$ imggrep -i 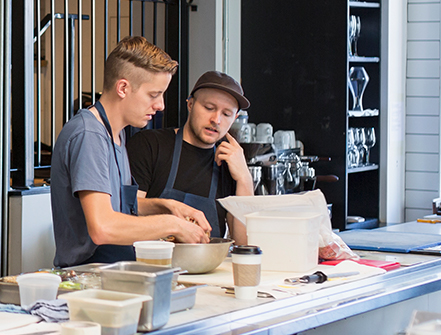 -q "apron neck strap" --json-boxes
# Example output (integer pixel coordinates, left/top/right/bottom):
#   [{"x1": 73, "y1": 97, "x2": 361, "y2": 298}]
[
  {"x1": 94, "y1": 101, "x2": 123, "y2": 186},
  {"x1": 165, "y1": 127, "x2": 219, "y2": 199}
]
